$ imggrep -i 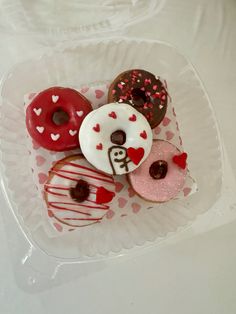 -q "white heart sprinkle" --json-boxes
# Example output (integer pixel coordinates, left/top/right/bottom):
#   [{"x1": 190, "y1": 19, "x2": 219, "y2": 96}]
[
  {"x1": 76, "y1": 111, "x2": 84, "y2": 117},
  {"x1": 36, "y1": 126, "x2": 44, "y2": 133},
  {"x1": 33, "y1": 108, "x2": 42, "y2": 116},
  {"x1": 52, "y1": 95, "x2": 59, "y2": 103},
  {"x1": 159, "y1": 104, "x2": 164, "y2": 109},
  {"x1": 51, "y1": 133, "x2": 60, "y2": 141},
  {"x1": 69, "y1": 130, "x2": 77, "y2": 136}
]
